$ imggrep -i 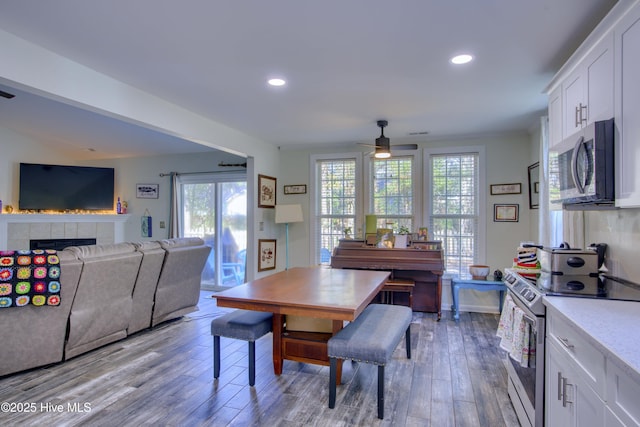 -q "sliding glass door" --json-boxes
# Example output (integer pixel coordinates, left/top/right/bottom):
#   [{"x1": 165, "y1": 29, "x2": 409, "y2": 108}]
[{"x1": 178, "y1": 173, "x2": 247, "y2": 289}]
